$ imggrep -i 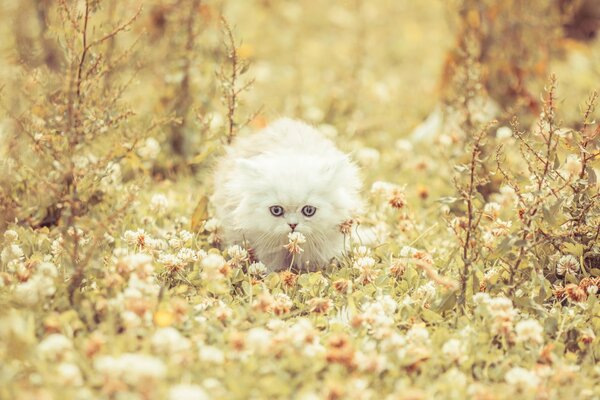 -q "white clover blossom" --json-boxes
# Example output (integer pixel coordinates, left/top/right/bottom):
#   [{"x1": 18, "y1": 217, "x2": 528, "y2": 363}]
[
  {"x1": 496, "y1": 126, "x2": 513, "y2": 140},
  {"x1": 284, "y1": 232, "x2": 306, "y2": 255},
  {"x1": 414, "y1": 281, "x2": 436, "y2": 302},
  {"x1": 246, "y1": 327, "x2": 273, "y2": 354},
  {"x1": 407, "y1": 325, "x2": 430, "y2": 346},
  {"x1": 515, "y1": 319, "x2": 544, "y2": 344},
  {"x1": 227, "y1": 245, "x2": 249, "y2": 265},
  {"x1": 562, "y1": 154, "x2": 582, "y2": 178},
  {"x1": 204, "y1": 218, "x2": 221, "y2": 233},
  {"x1": 123, "y1": 229, "x2": 148, "y2": 248},
  {"x1": 442, "y1": 338, "x2": 465, "y2": 362},
  {"x1": 138, "y1": 137, "x2": 161, "y2": 160},
  {"x1": 370, "y1": 181, "x2": 396, "y2": 197},
  {"x1": 179, "y1": 229, "x2": 194, "y2": 243},
  {"x1": 556, "y1": 255, "x2": 579, "y2": 276},
  {"x1": 38, "y1": 334, "x2": 73, "y2": 361},
  {"x1": 3, "y1": 230, "x2": 18, "y2": 242},
  {"x1": 505, "y1": 367, "x2": 540, "y2": 389},
  {"x1": 1, "y1": 244, "x2": 24, "y2": 265},
  {"x1": 353, "y1": 255, "x2": 376, "y2": 270},
  {"x1": 150, "y1": 193, "x2": 169, "y2": 214},
  {"x1": 168, "y1": 384, "x2": 210, "y2": 400},
  {"x1": 151, "y1": 327, "x2": 191, "y2": 354},
  {"x1": 483, "y1": 202, "x2": 501, "y2": 220},
  {"x1": 248, "y1": 261, "x2": 267, "y2": 275},
  {"x1": 198, "y1": 345, "x2": 225, "y2": 364},
  {"x1": 355, "y1": 147, "x2": 380, "y2": 167},
  {"x1": 94, "y1": 353, "x2": 166, "y2": 385},
  {"x1": 177, "y1": 247, "x2": 198, "y2": 264},
  {"x1": 56, "y1": 362, "x2": 83, "y2": 386}
]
